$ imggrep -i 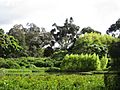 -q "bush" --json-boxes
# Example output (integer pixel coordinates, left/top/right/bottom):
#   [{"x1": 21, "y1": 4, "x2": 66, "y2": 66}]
[
  {"x1": 34, "y1": 61, "x2": 46, "y2": 67},
  {"x1": 51, "y1": 50, "x2": 67, "y2": 67},
  {"x1": 6, "y1": 60, "x2": 20, "y2": 69},
  {"x1": 53, "y1": 61, "x2": 62, "y2": 67},
  {"x1": 0, "y1": 58, "x2": 20, "y2": 69},
  {"x1": 104, "y1": 73, "x2": 120, "y2": 90},
  {"x1": 0, "y1": 57, "x2": 54, "y2": 69},
  {"x1": 72, "y1": 33, "x2": 118, "y2": 57},
  {"x1": 100, "y1": 55, "x2": 108, "y2": 70},
  {"x1": 15, "y1": 57, "x2": 54, "y2": 68},
  {"x1": 33, "y1": 58, "x2": 53, "y2": 67},
  {"x1": 44, "y1": 47, "x2": 54, "y2": 57},
  {"x1": 52, "y1": 50, "x2": 68, "y2": 61},
  {"x1": 0, "y1": 60, "x2": 9, "y2": 68},
  {"x1": 0, "y1": 34, "x2": 23, "y2": 58},
  {"x1": 108, "y1": 41, "x2": 120, "y2": 70},
  {"x1": 46, "y1": 67, "x2": 61, "y2": 72},
  {"x1": 109, "y1": 42, "x2": 120, "y2": 59},
  {"x1": 60, "y1": 54, "x2": 101, "y2": 72}
]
